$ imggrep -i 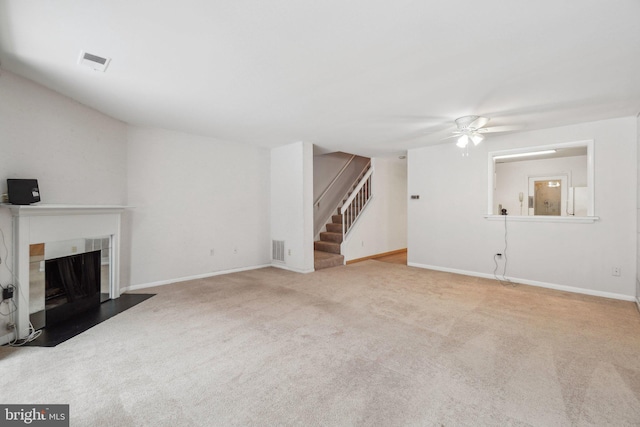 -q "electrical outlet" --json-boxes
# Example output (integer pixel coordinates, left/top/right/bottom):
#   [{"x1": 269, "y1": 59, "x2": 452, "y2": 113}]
[
  {"x1": 612, "y1": 267, "x2": 621, "y2": 277},
  {"x1": 6, "y1": 322, "x2": 15, "y2": 331}
]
